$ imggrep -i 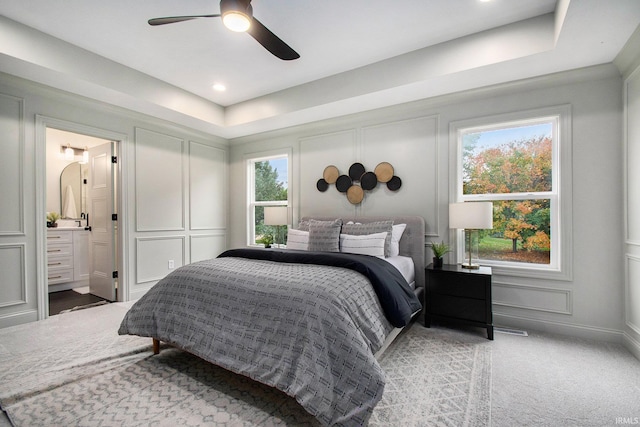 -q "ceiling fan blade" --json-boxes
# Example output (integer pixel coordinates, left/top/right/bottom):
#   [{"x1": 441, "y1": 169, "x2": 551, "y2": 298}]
[
  {"x1": 247, "y1": 18, "x2": 300, "y2": 60},
  {"x1": 148, "y1": 14, "x2": 220, "y2": 26}
]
